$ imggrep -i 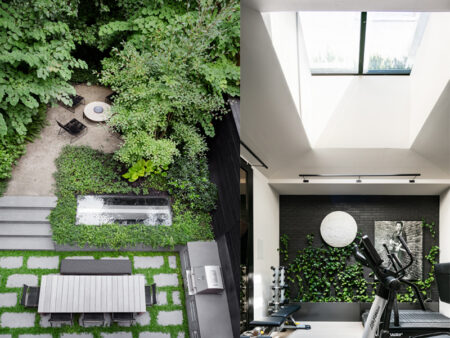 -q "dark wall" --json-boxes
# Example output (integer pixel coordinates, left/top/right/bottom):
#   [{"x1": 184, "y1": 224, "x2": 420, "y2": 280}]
[
  {"x1": 207, "y1": 103, "x2": 240, "y2": 337},
  {"x1": 280, "y1": 195, "x2": 440, "y2": 301}
]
